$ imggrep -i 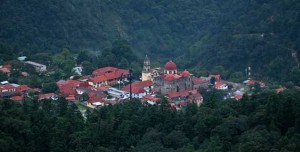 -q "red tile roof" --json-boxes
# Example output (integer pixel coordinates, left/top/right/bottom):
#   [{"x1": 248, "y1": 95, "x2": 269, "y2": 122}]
[
  {"x1": 244, "y1": 79, "x2": 266, "y2": 87},
  {"x1": 92, "y1": 67, "x2": 129, "y2": 76},
  {"x1": 90, "y1": 67, "x2": 129, "y2": 84},
  {"x1": 245, "y1": 79, "x2": 256, "y2": 85},
  {"x1": 79, "y1": 82, "x2": 89, "y2": 87},
  {"x1": 142, "y1": 94, "x2": 161, "y2": 102},
  {"x1": 133, "y1": 80, "x2": 153, "y2": 88},
  {"x1": 181, "y1": 70, "x2": 191, "y2": 77},
  {"x1": 65, "y1": 95, "x2": 76, "y2": 101},
  {"x1": 88, "y1": 95, "x2": 106, "y2": 103},
  {"x1": 96, "y1": 85, "x2": 111, "y2": 91},
  {"x1": 89, "y1": 75, "x2": 107, "y2": 83},
  {"x1": 92, "y1": 67, "x2": 119, "y2": 75},
  {"x1": 38, "y1": 93, "x2": 56, "y2": 100},
  {"x1": 60, "y1": 87, "x2": 76, "y2": 95},
  {"x1": 66, "y1": 79, "x2": 81, "y2": 86},
  {"x1": 163, "y1": 74, "x2": 182, "y2": 81},
  {"x1": 88, "y1": 91, "x2": 107, "y2": 99},
  {"x1": 57, "y1": 79, "x2": 81, "y2": 96},
  {"x1": 2, "y1": 64, "x2": 11, "y2": 68},
  {"x1": 167, "y1": 90, "x2": 198, "y2": 99},
  {"x1": 215, "y1": 82, "x2": 226, "y2": 88},
  {"x1": 0, "y1": 84, "x2": 16, "y2": 90},
  {"x1": 10, "y1": 96, "x2": 23, "y2": 101},
  {"x1": 104, "y1": 72, "x2": 121, "y2": 80},
  {"x1": 122, "y1": 86, "x2": 145, "y2": 94},
  {"x1": 17, "y1": 85, "x2": 32, "y2": 93},
  {"x1": 122, "y1": 81, "x2": 153, "y2": 94},
  {"x1": 0, "y1": 67, "x2": 10, "y2": 73},
  {"x1": 164, "y1": 74, "x2": 175, "y2": 81},
  {"x1": 234, "y1": 94, "x2": 243, "y2": 101},
  {"x1": 167, "y1": 90, "x2": 189, "y2": 98}
]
